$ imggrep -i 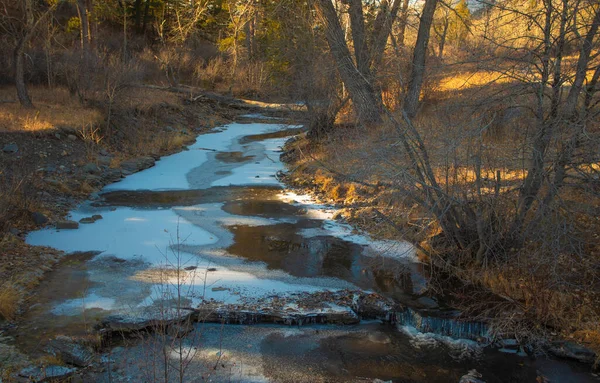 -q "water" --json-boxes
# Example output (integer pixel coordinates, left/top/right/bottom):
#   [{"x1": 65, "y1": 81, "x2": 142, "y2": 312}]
[{"x1": 14, "y1": 118, "x2": 598, "y2": 382}]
